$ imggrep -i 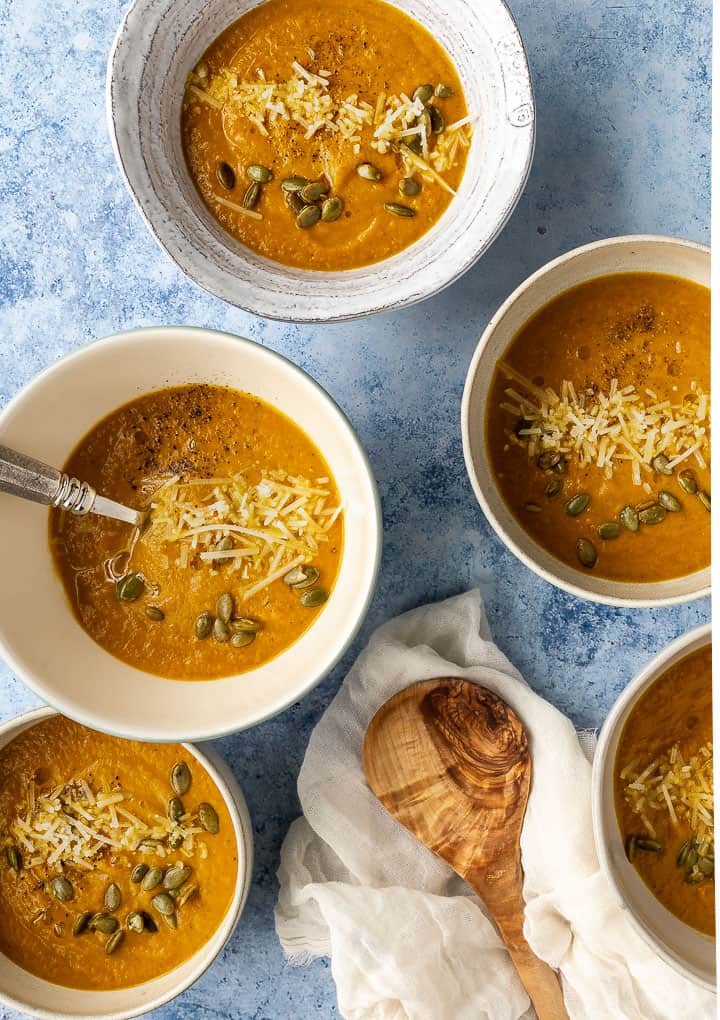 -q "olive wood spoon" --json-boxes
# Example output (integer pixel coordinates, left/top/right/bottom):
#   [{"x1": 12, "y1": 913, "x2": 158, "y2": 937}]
[{"x1": 363, "y1": 678, "x2": 569, "y2": 1020}]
